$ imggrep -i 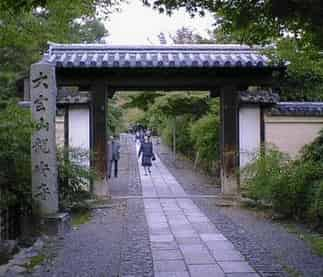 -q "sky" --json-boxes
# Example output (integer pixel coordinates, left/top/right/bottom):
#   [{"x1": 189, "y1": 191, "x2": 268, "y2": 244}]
[{"x1": 104, "y1": 0, "x2": 215, "y2": 44}]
